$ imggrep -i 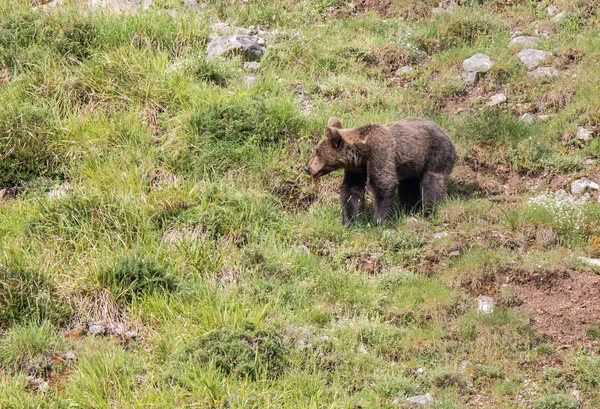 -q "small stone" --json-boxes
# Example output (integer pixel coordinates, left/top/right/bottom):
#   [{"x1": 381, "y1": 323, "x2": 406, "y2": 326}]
[
  {"x1": 547, "y1": 5, "x2": 558, "y2": 16},
  {"x1": 405, "y1": 217, "x2": 419, "y2": 223},
  {"x1": 538, "y1": 114, "x2": 551, "y2": 121},
  {"x1": 517, "y1": 49, "x2": 552, "y2": 70},
  {"x1": 571, "y1": 177, "x2": 599, "y2": 196},
  {"x1": 38, "y1": 381, "x2": 50, "y2": 391},
  {"x1": 461, "y1": 71, "x2": 478, "y2": 86},
  {"x1": 476, "y1": 295, "x2": 494, "y2": 314},
  {"x1": 553, "y1": 11, "x2": 567, "y2": 22},
  {"x1": 462, "y1": 53, "x2": 494, "y2": 73},
  {"x1": 320, "y1": 335, "x2": 330, "y2": 342},
  {"x1": 519, "y1": 113, "x2": 535, "y2": 123},
  {"x1": 243, "y1": 75, "x2": 256, "y2": 86},
  {"x1": 584, "y1": 159, "x2": 595, "y2": 167},
  {"x1": 487, "y1": 93, "x2": 507, "y2": 107},
  {"x1": 510, "y1": 36, "x2": 539, "y2": 48},
  {"x1": 206, "y1": 34, "x2": 265, "y2": 61},
  {"x1": 244, "y1": 61, "x2": 260, "y2": 71},
  {"x1": 47, "y1": 183, "x2": 71, "y2": 200},
  {"x1": 88, "y1": 324, "x2": 105, "y2": 336},
  {"x1": 358, "y1": 343, "x2": 368, "y2": 354},
  {"x1": 579, "y1": 257, "x2": 600, "y2": 268},
  {"x1": 576, "y1": 127, "x2": 593, "y2": 141},
  {"x1": 405, "y1": 393, "x2": 435, "y2": 406},
  {"x1": 107, "y1": 322, "x2": 126, "y2": 336},
  {"x1": 395, "y1": 66, "x2": 413, "y2": 76},
  {"x1": 65, "y1": 351, "x2": 77, "y2": 360},
  {"x1": 433, "y1": 231, "x2": 450, "y2": 239},
  {"x1": 528, "y1": 66, "x2": 560, "y2": 79},
  {"x1": 449, "y1": 250, "x2": 460, "y2": 257},
  {"x1": 416, "y1": 367, "x2": 425, "y2": 375}
]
